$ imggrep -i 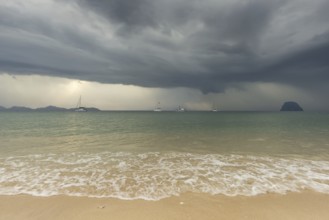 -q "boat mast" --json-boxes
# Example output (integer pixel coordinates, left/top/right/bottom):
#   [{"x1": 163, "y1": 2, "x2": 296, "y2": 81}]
[{"x1": 76, "y1": 95, "x2": 82, "y2": 108}]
